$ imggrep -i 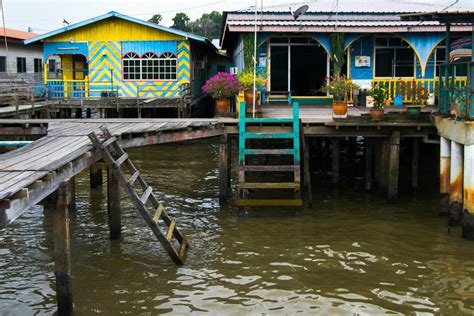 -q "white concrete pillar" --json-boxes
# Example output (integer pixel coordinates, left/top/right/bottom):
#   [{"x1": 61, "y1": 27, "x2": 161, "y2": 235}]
[
  {"x1": 440, "y1": 137, "x2": 451, "y2": 216},
  {"x1": 462, "y1": 144, "x2": 474, "y2": 239},
  {"x1": 449, "y1": 141, "x2": 463, "y2": 226}
]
